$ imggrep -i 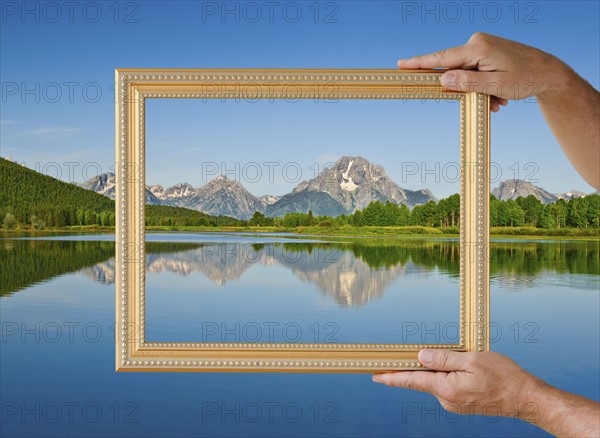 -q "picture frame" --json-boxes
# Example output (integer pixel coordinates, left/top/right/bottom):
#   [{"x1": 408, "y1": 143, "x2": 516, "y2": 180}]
[{"x1": 115, "y1": 68, "x2": 490, "y2": 373}]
